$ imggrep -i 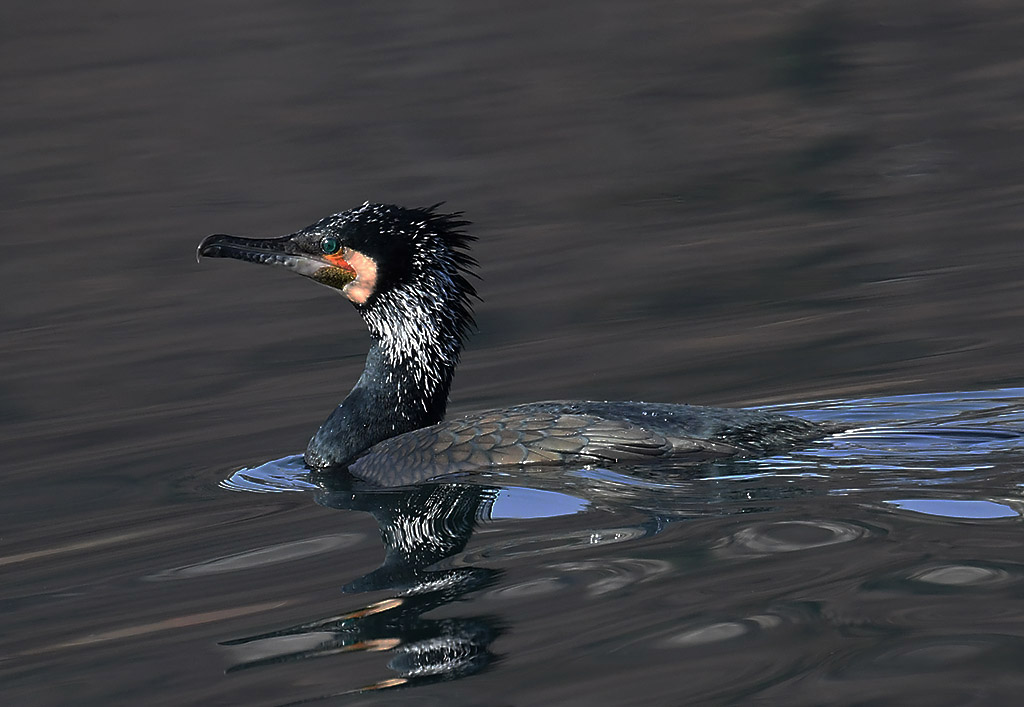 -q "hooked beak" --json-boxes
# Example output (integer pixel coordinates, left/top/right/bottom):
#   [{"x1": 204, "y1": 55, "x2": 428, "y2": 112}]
[{"x1": 197, "y1": 233, "x2": 356, "y2": 289}]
